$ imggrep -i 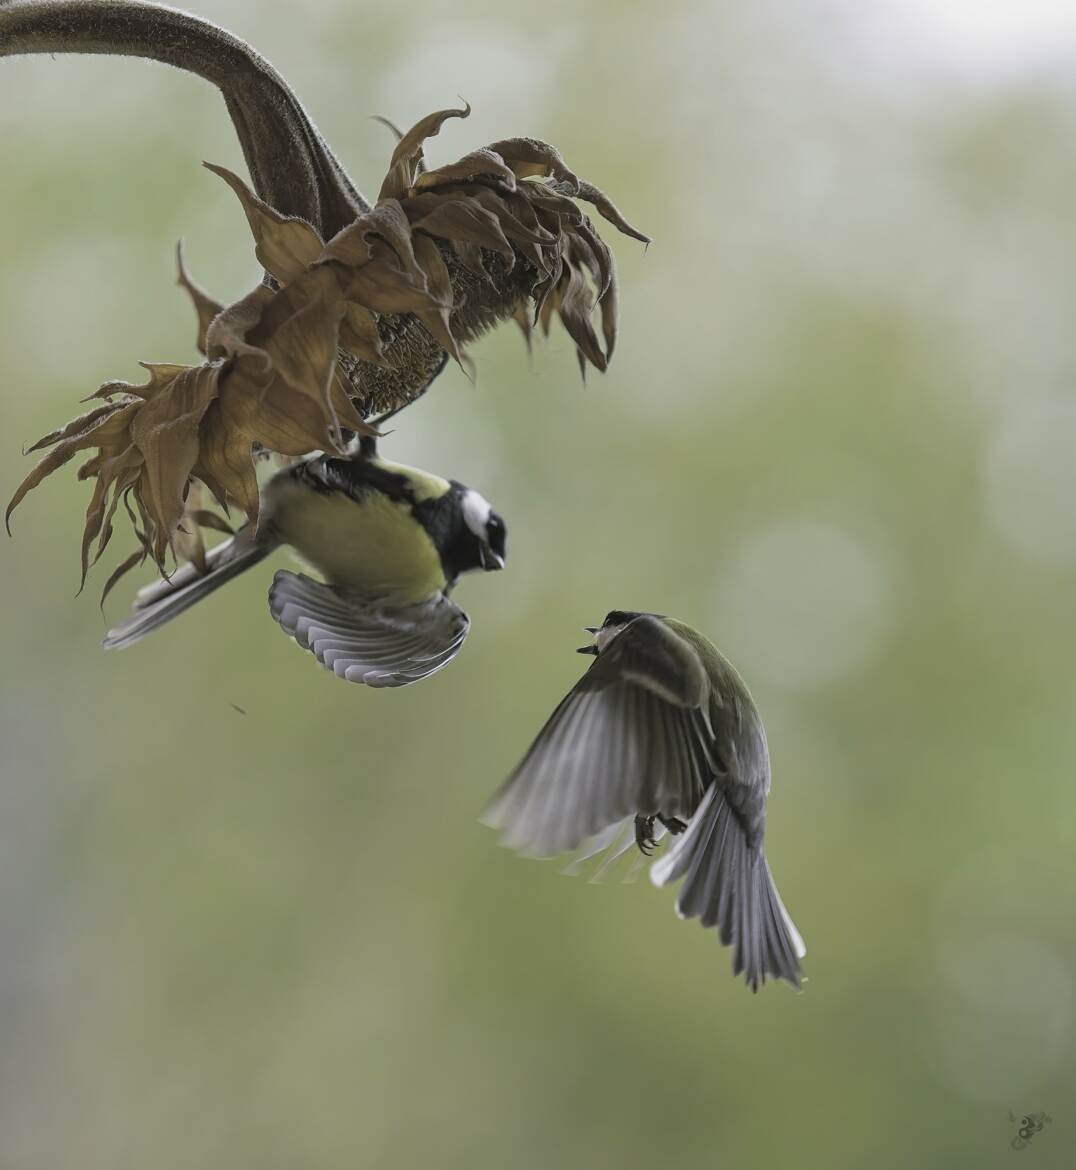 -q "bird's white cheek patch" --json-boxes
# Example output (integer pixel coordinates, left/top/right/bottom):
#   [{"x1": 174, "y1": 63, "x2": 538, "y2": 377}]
[{"x1": 461, "y1": 490, "x2": 493, "y2": 539}]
